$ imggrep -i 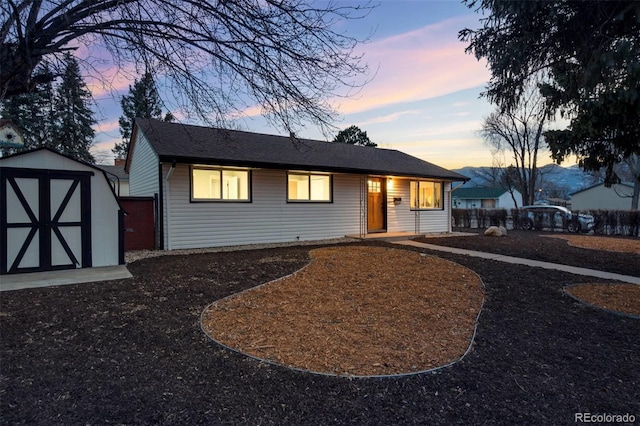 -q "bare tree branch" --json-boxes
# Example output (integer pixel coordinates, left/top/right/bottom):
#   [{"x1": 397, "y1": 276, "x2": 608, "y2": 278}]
[
  {"x1": 480, "y1": 81, "x2": 550, "y2": 205},
  {"x1": 1, "y1": 0, "x2": 373, "y2": 133}
]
